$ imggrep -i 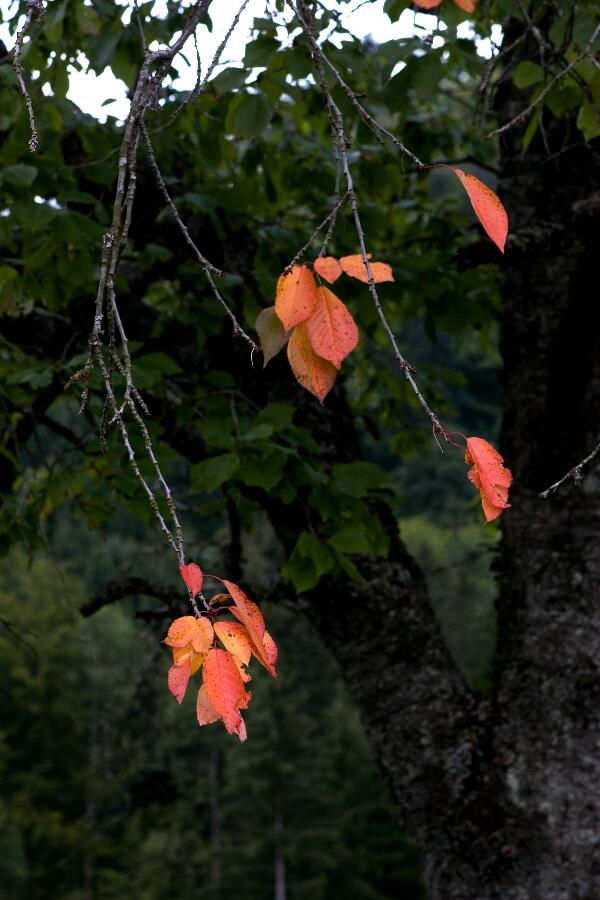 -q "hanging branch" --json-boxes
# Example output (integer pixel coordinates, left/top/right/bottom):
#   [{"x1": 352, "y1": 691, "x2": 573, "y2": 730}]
[
  {"x1": 292, "y1": 0, "x2": 451, "y2": 445},
  {"x1": 12, "y1": 0, "x2": 45, "y2": 152},
  {"x1": 540, "y1": 438, "x2": 600, "y2": 499}
]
